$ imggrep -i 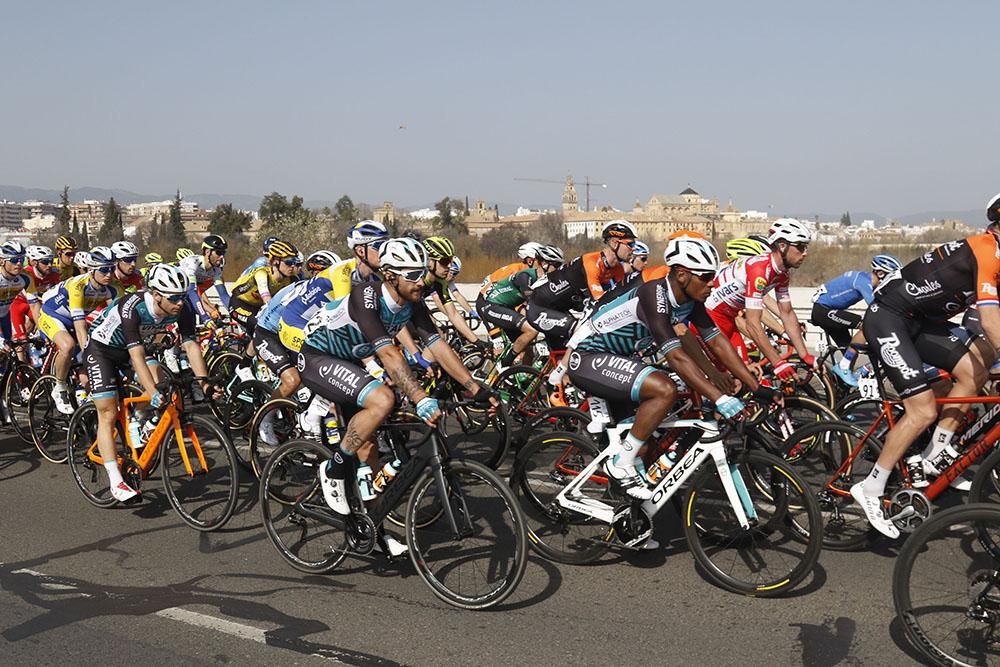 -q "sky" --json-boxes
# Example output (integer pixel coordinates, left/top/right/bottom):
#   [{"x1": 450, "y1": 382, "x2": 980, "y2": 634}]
[{"x1": 4, "y1": 0, "x2": 999, "y2": 216}]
